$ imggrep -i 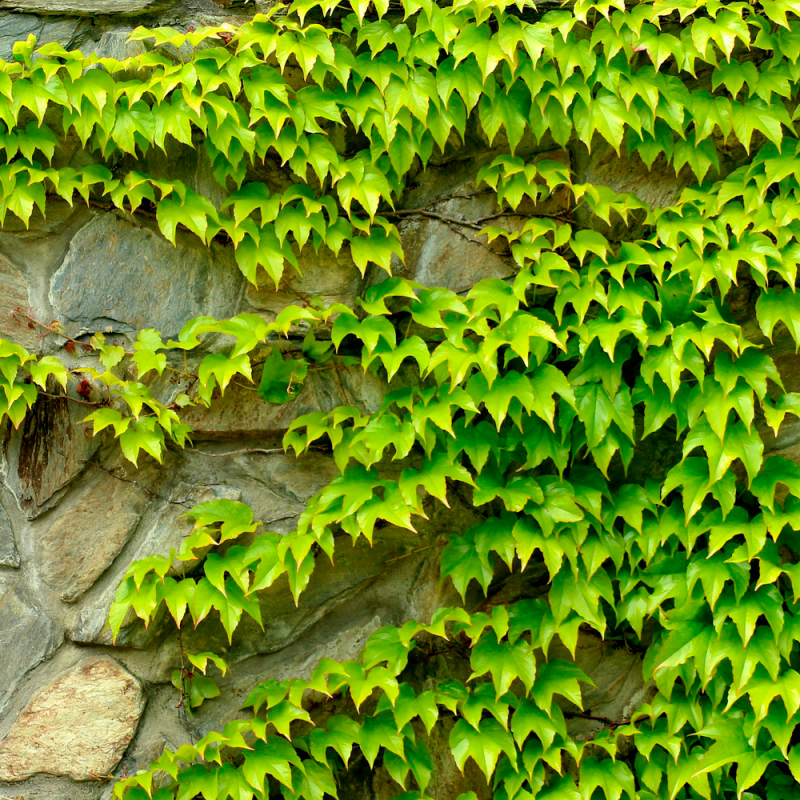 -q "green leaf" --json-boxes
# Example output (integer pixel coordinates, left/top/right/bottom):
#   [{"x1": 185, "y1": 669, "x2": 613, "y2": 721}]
[
  {"x1": 119, "y1": 417, "x2": 164, "y2": 466},
  {"x1": 257, "y1": 348, "x2": 309, "y2": 404},
  {"x1": 469, "y1": 631, "x2": 536, "y2": 698},
  {"x1": 580, "y1": 757, "x2": 635, "y2": 800},
  {"x1": 449, "y1": 717, "x2": 517, "y2": 778}
]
